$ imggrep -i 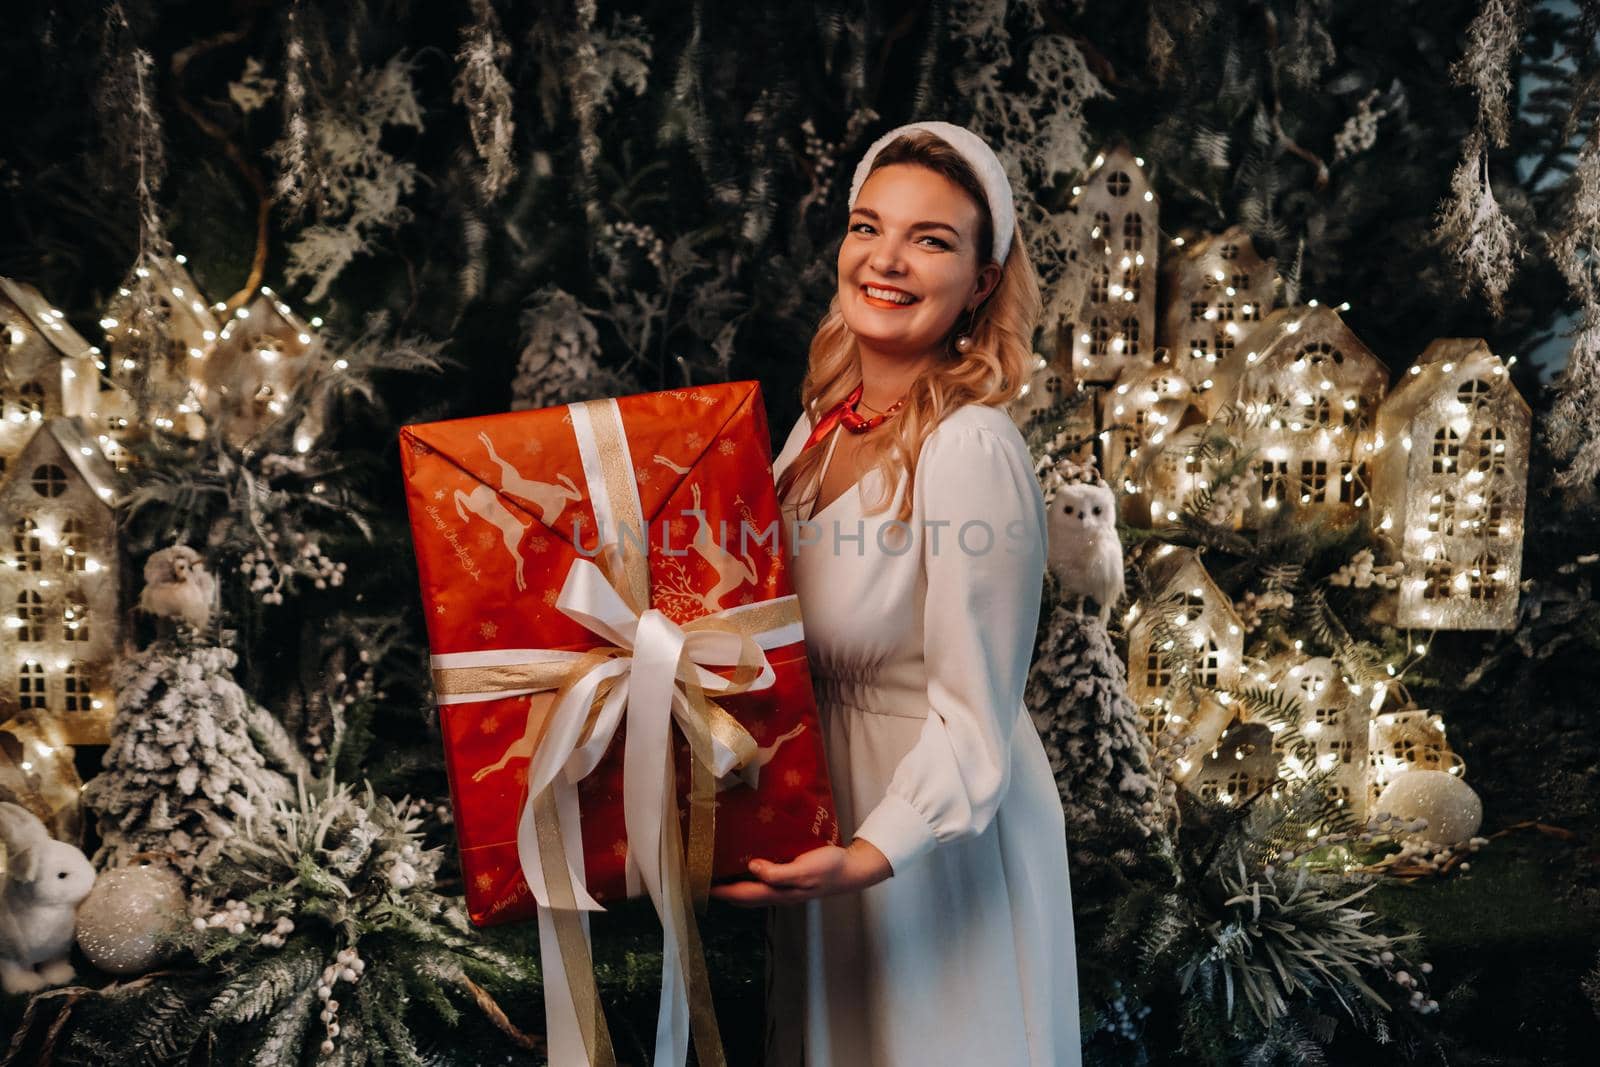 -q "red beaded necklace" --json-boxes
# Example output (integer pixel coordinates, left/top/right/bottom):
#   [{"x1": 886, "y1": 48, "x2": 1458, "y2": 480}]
[{"x1": 799, "y1": 382, "x2": 905, "y2": 453}]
